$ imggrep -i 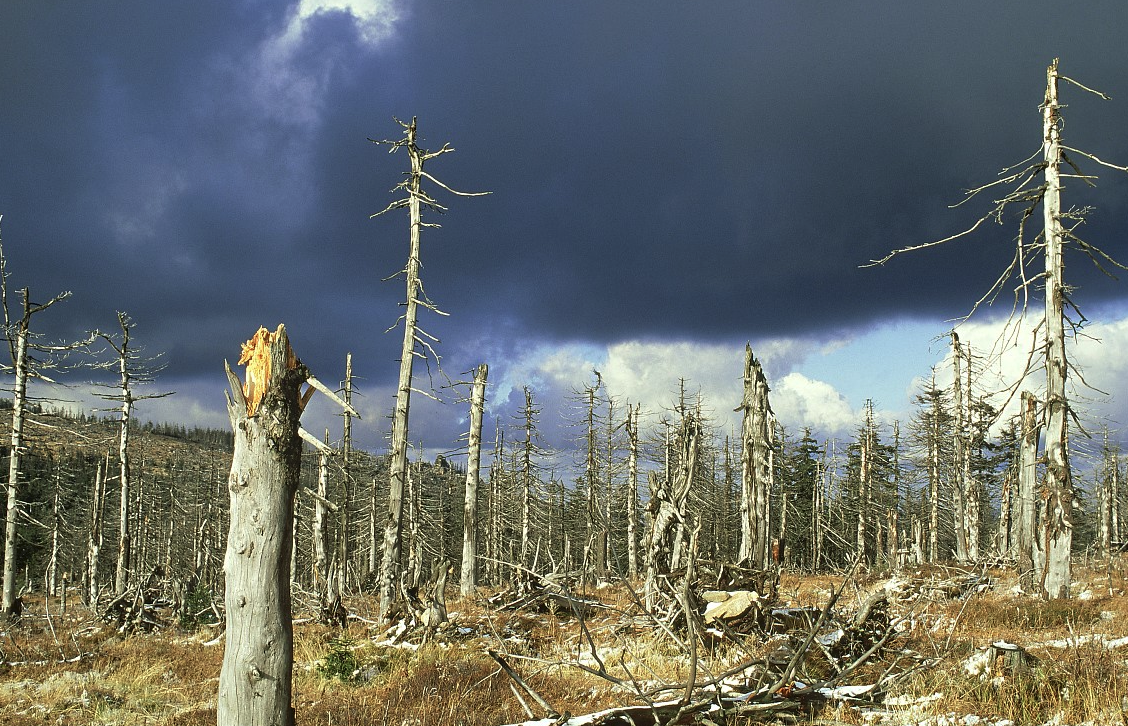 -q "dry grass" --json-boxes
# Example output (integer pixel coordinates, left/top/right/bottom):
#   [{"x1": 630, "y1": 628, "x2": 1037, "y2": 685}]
[{"x1": 4, "y1": 560, "x2": 1128, "y2": 725}]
